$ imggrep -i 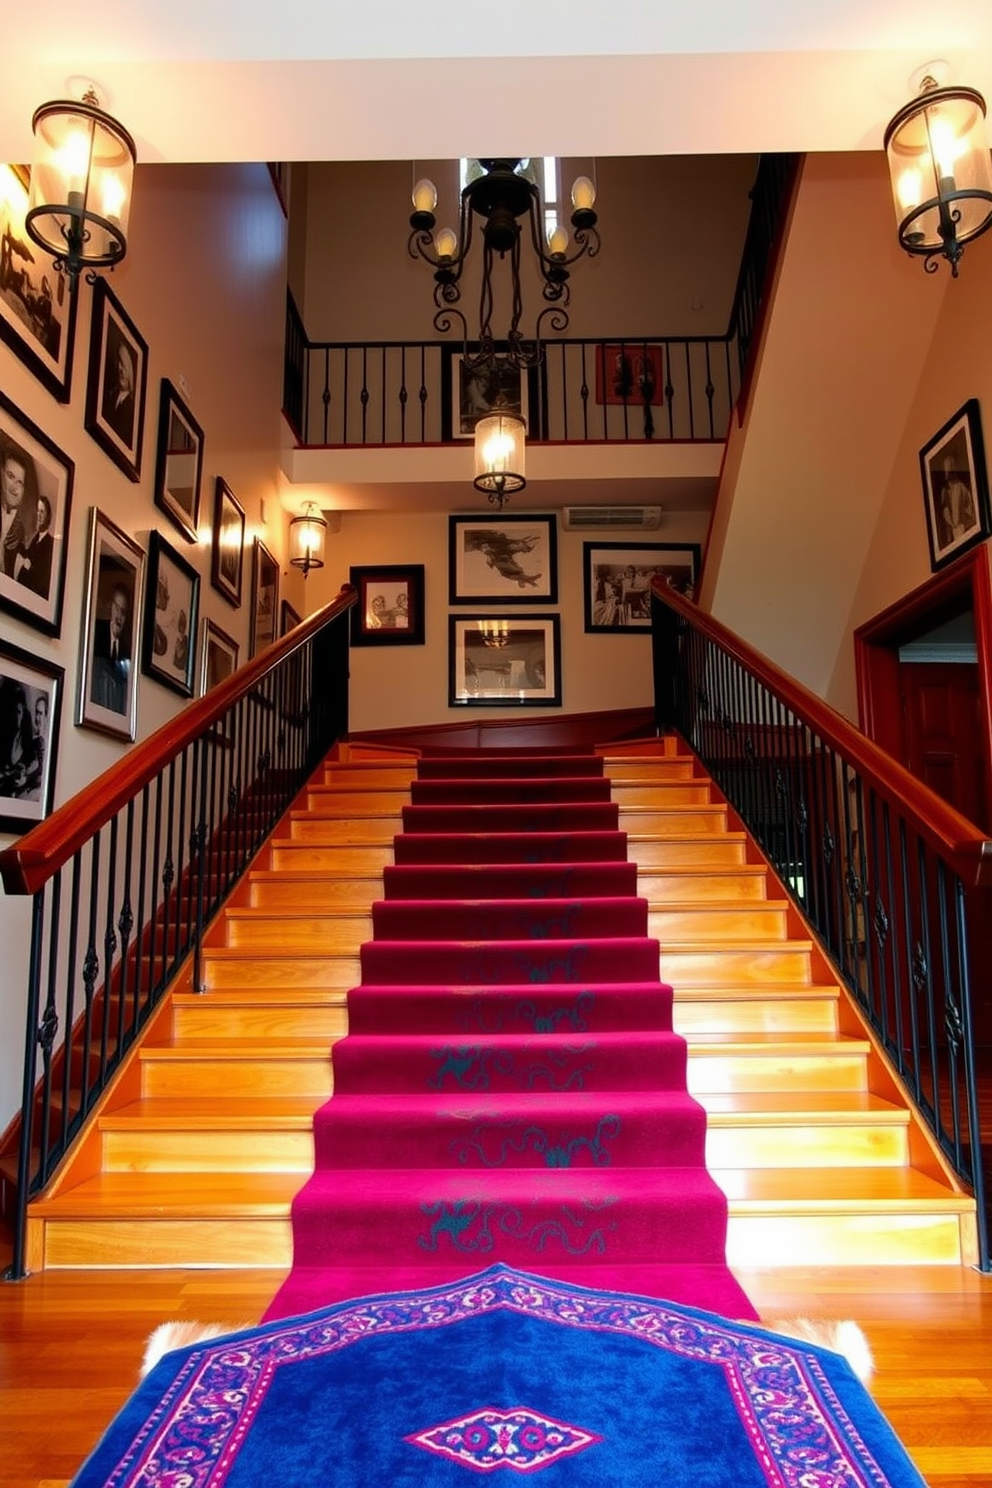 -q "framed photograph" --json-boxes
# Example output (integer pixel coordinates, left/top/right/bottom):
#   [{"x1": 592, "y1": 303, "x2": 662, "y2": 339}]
[
  {"x1": 154, "y1": 380, "x2": 204, "y2": 544},
  {"x1": 442, "y1": 347, "x2": 542, "y2": 440},
  {"x1": 449, "y1": 513, "x2": 557, "y2": 605},
  {"x1": 0, "y1": 639, "x2": 64, "y2": 835},
  {"x1": 250, "y1": 539, "x2": 279, "y2": 657},
  {"x1": 919, "y1": 398, "x2": 991, "y2": 572},
  {"x1": 280, "y1": 599, "x2": 302, "y2": 635},
  {"x1": 199, "y1": 617, "x2": 239, "y2": 698},
  {"x1": 84, "y1": 279, "x2": 148, "y2": 482},
  {"x1": 141, "y1": 532, "x2": 200, "y2": 698},
  {"x1": 0, "y1": 388, "x2": 74, "y2": 637},
  {"x1": 449, "y1": 614, "x2": 562, "y2": 707},
  {"x1": 595, "y1": 343, "x2": 664, "y2": 406},
  {"x1": 77, "y1": 509, "x2": 145, "y2": 741},
  {"x1": 0, "y1": 163, "x2": 77, "y2": 402},
  {"x1": 349, "y1": 564, "x2": 425, "y2": 646},
  {"x1": 211, "y1": 477, "x2": 245, "y2": 606},
  {"x1": 583, "y1": 542, "x2": 701, "y2": 633}
]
